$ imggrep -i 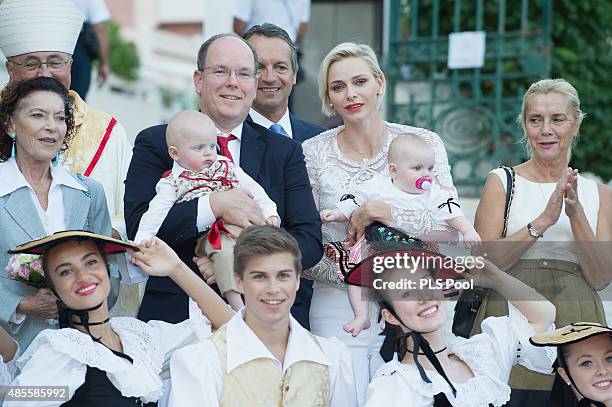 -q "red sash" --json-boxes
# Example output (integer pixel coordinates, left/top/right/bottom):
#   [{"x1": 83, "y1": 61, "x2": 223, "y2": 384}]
[{"x1": 84, "y1": 117, "x2": 117, "y2": 177}]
